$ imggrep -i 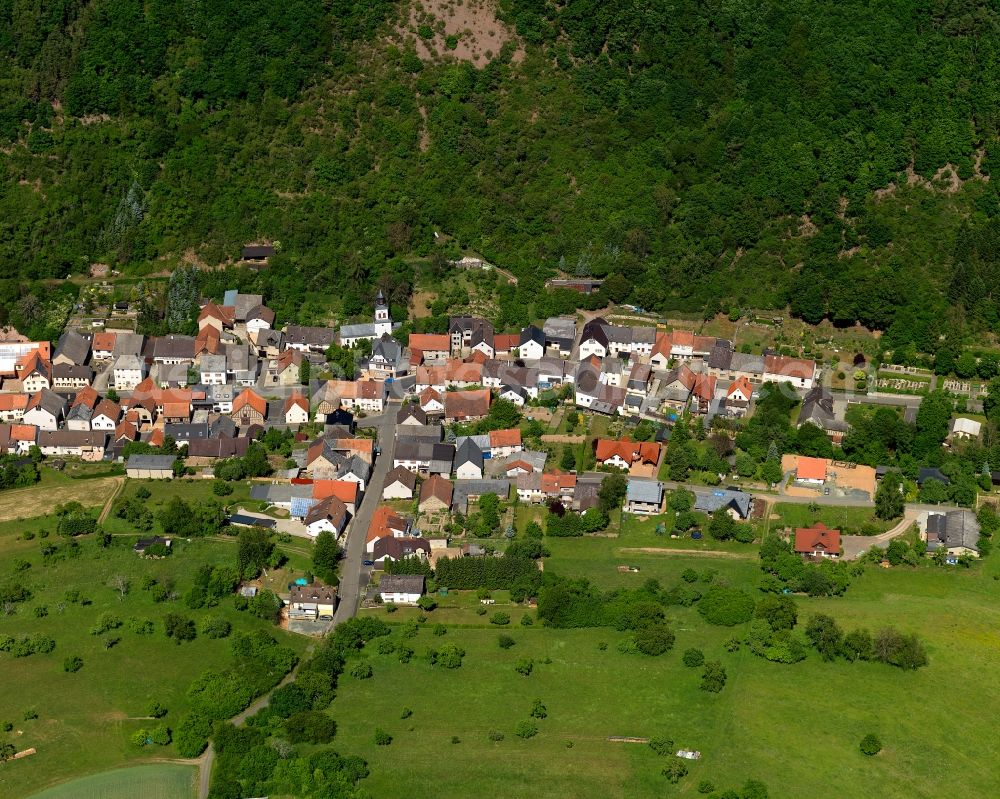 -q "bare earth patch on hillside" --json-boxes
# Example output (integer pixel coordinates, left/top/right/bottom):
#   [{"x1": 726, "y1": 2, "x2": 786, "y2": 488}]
[{"x1": 399, "y1": 0, "x2": 523, "y2": 68}]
